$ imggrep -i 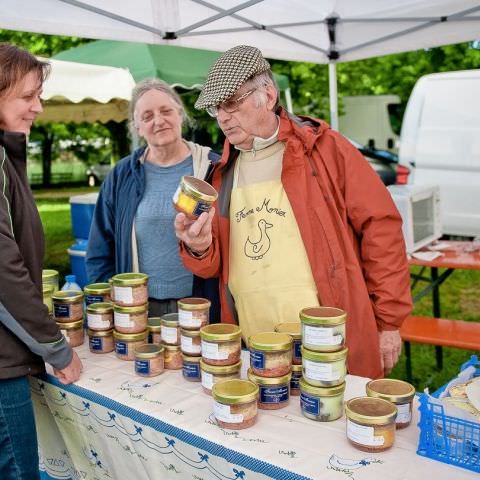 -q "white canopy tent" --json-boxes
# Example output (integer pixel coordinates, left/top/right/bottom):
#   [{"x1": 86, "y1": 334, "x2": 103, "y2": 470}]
[
  {"x1": 39, "y1": 58, "x2": 135, "y2": 123},
  {"x1": 2, "y1": 0, "x2": 480, "y2": 127}
]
